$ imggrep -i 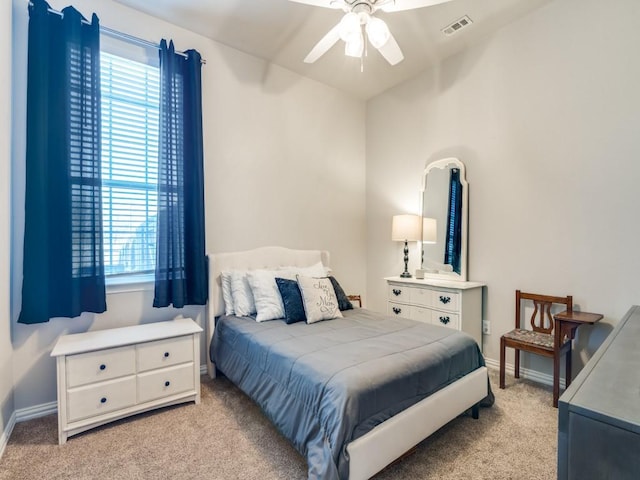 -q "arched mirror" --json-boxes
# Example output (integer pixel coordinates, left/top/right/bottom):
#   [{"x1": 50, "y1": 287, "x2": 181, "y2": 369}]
[{"x1": 420, "y1": 158, "x2": 468, "y2": 281}]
